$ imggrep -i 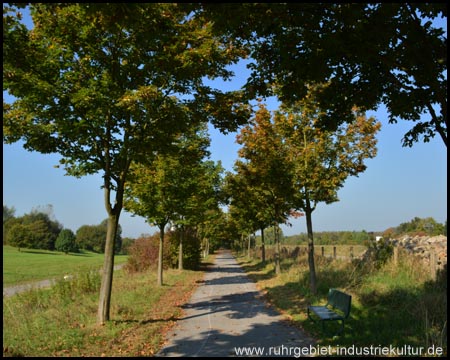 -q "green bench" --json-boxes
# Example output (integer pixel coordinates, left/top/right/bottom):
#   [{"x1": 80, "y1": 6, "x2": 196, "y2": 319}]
[{"x1": 307, "y1": 288, "x2": 352, "y2": 335}]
